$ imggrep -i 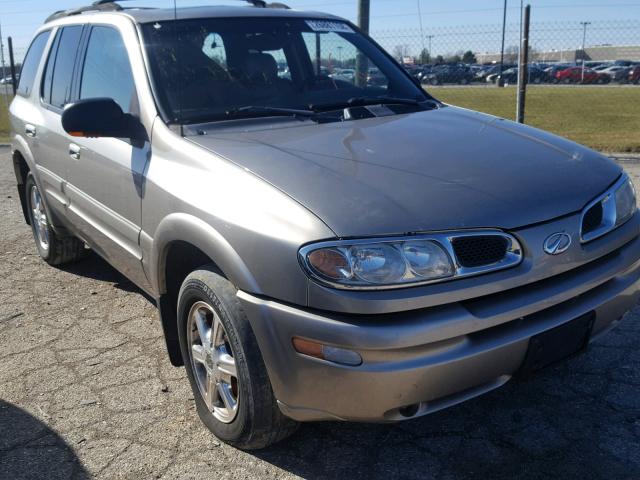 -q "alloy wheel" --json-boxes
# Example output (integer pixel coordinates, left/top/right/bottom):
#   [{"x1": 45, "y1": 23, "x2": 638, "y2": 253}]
[
  {"x1": 30, "y1": 185, "x2": 50, "y2": 252},
  {"x1": 188, "y1": 301, "x2": 239, "y2": 423}
]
